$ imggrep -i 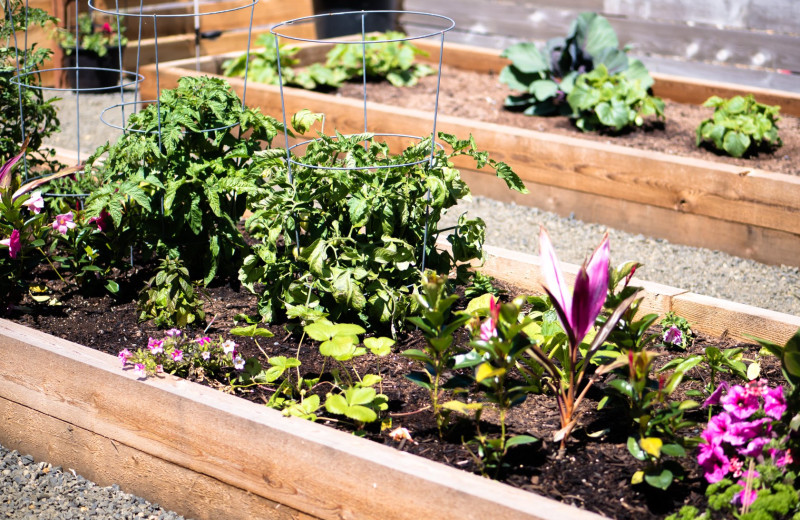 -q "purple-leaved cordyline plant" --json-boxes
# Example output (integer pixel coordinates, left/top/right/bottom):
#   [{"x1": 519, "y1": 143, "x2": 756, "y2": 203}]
[
  {"x1": 526, "y1": 227, "x2": 640, "y2": 452},
  {"x1": 698, "y1": 379, "x2": 791, "y2": 508}
]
